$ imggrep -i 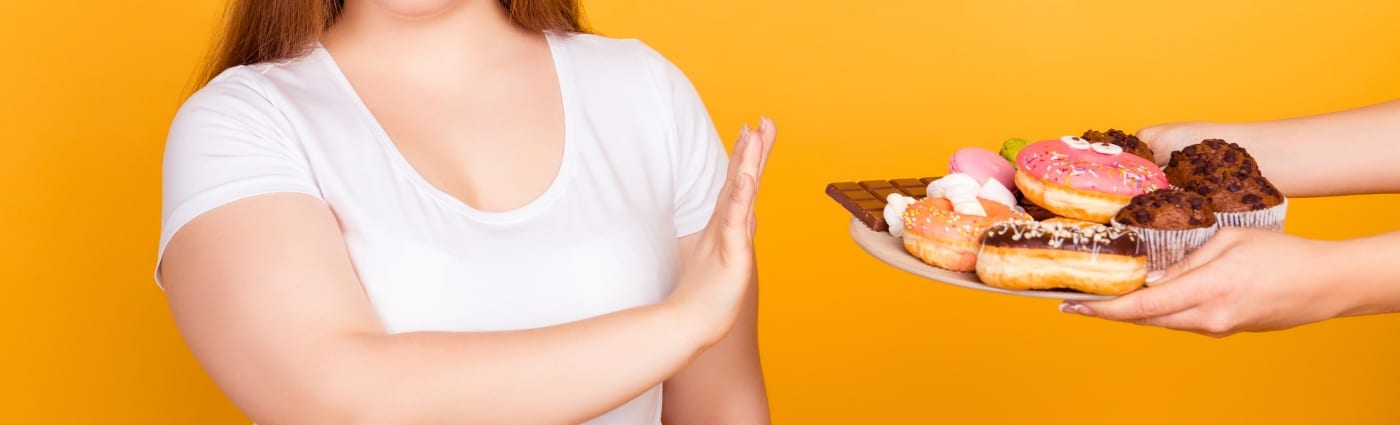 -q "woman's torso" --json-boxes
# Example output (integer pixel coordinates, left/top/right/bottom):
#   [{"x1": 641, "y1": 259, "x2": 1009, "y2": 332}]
[{"x1": 170, "y1": 33, "x2": 710, "y2": 424}]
